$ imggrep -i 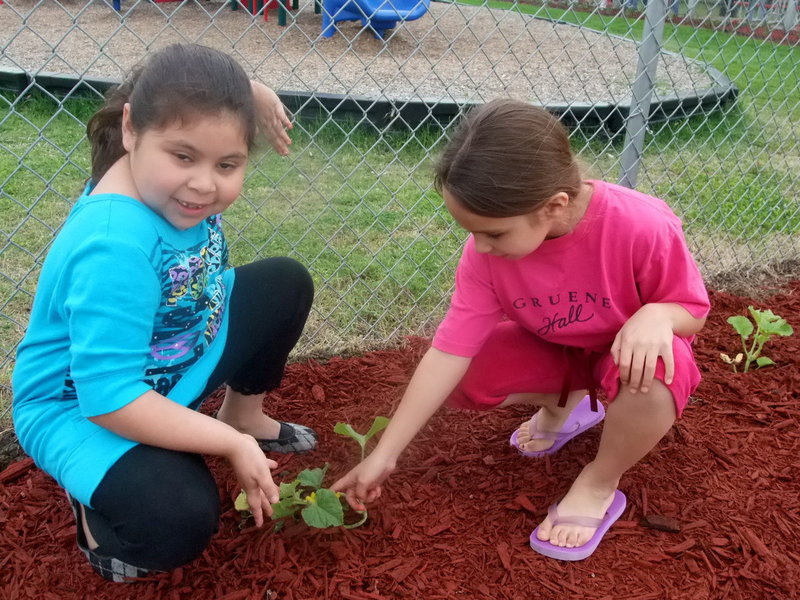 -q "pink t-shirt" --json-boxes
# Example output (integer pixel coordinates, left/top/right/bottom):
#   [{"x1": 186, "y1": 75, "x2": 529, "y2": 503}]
[{"x1": 433, "y1": 180, "x2": 710, "y2": 357}]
